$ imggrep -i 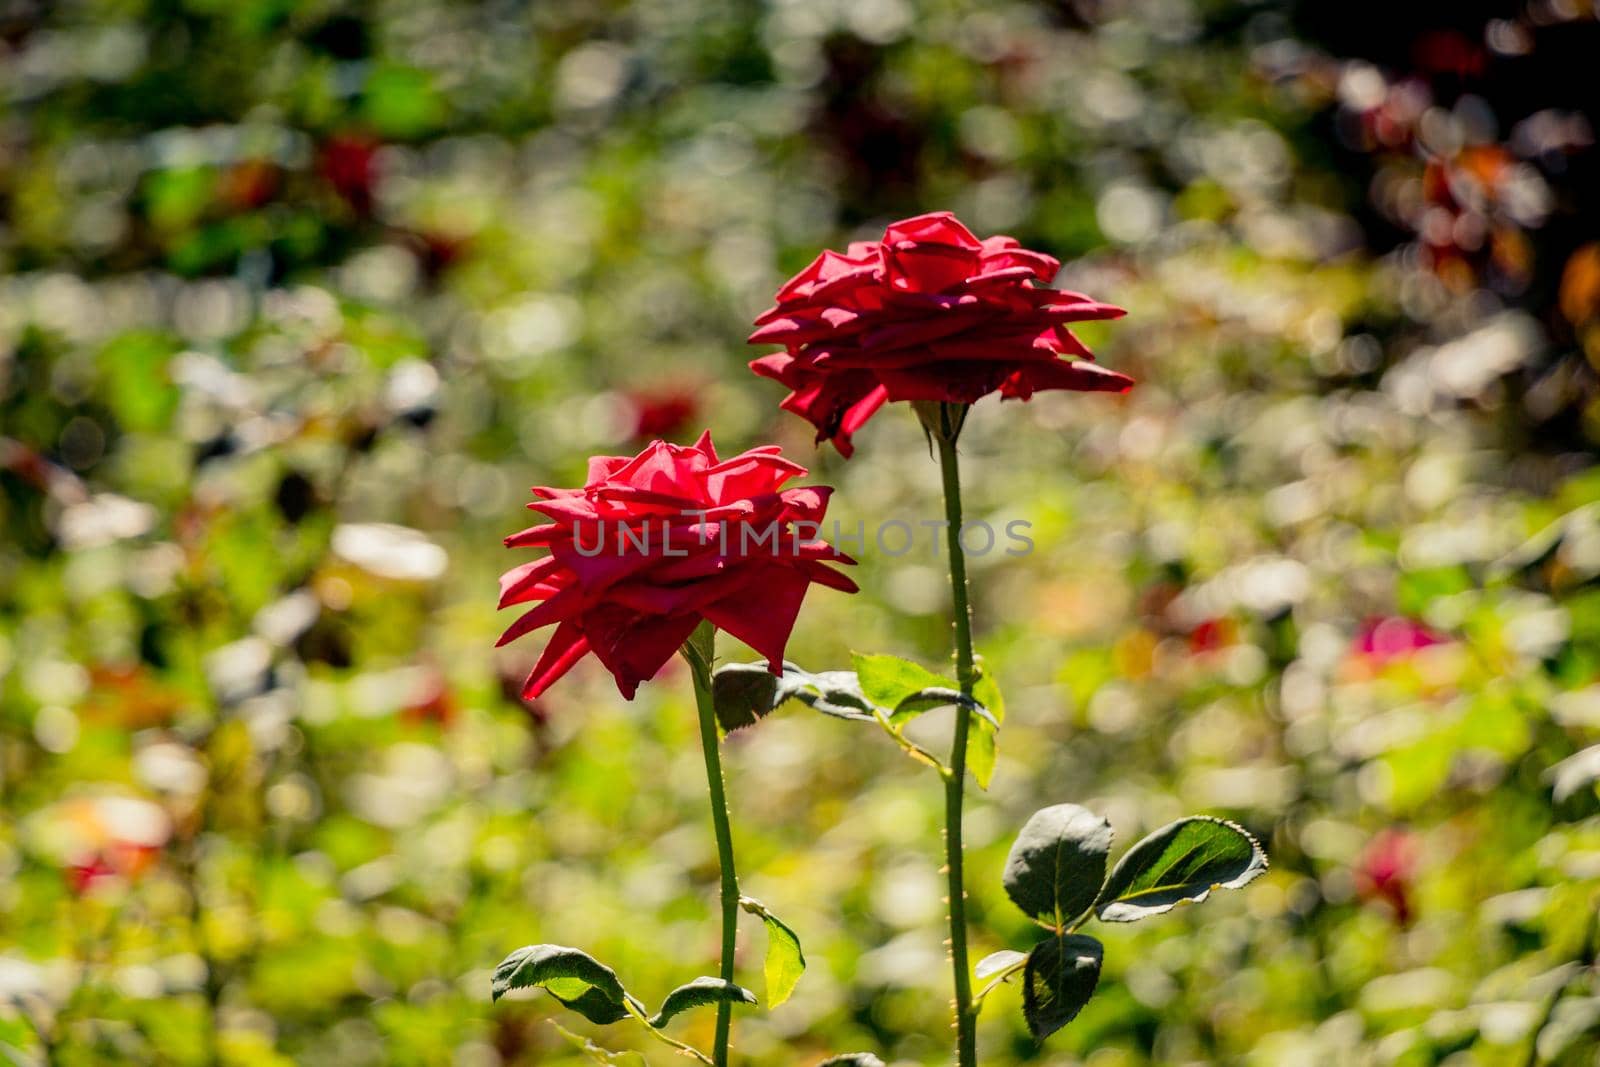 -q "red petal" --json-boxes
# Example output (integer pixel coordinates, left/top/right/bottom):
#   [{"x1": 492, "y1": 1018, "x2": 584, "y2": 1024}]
[{"x1": 522, "y1": 621, "x2": 592, "y2": 699}]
